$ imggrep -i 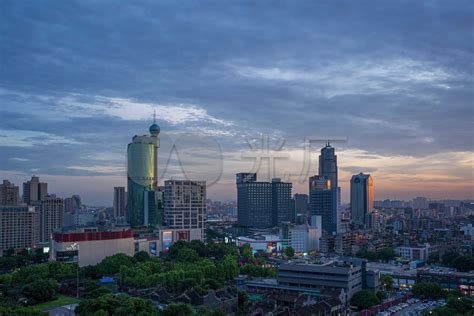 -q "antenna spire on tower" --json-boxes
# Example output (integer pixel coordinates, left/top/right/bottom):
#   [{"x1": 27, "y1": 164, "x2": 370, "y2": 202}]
[{"x1": 153, "y1": 109, "x2": 156, "y2": 123}]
